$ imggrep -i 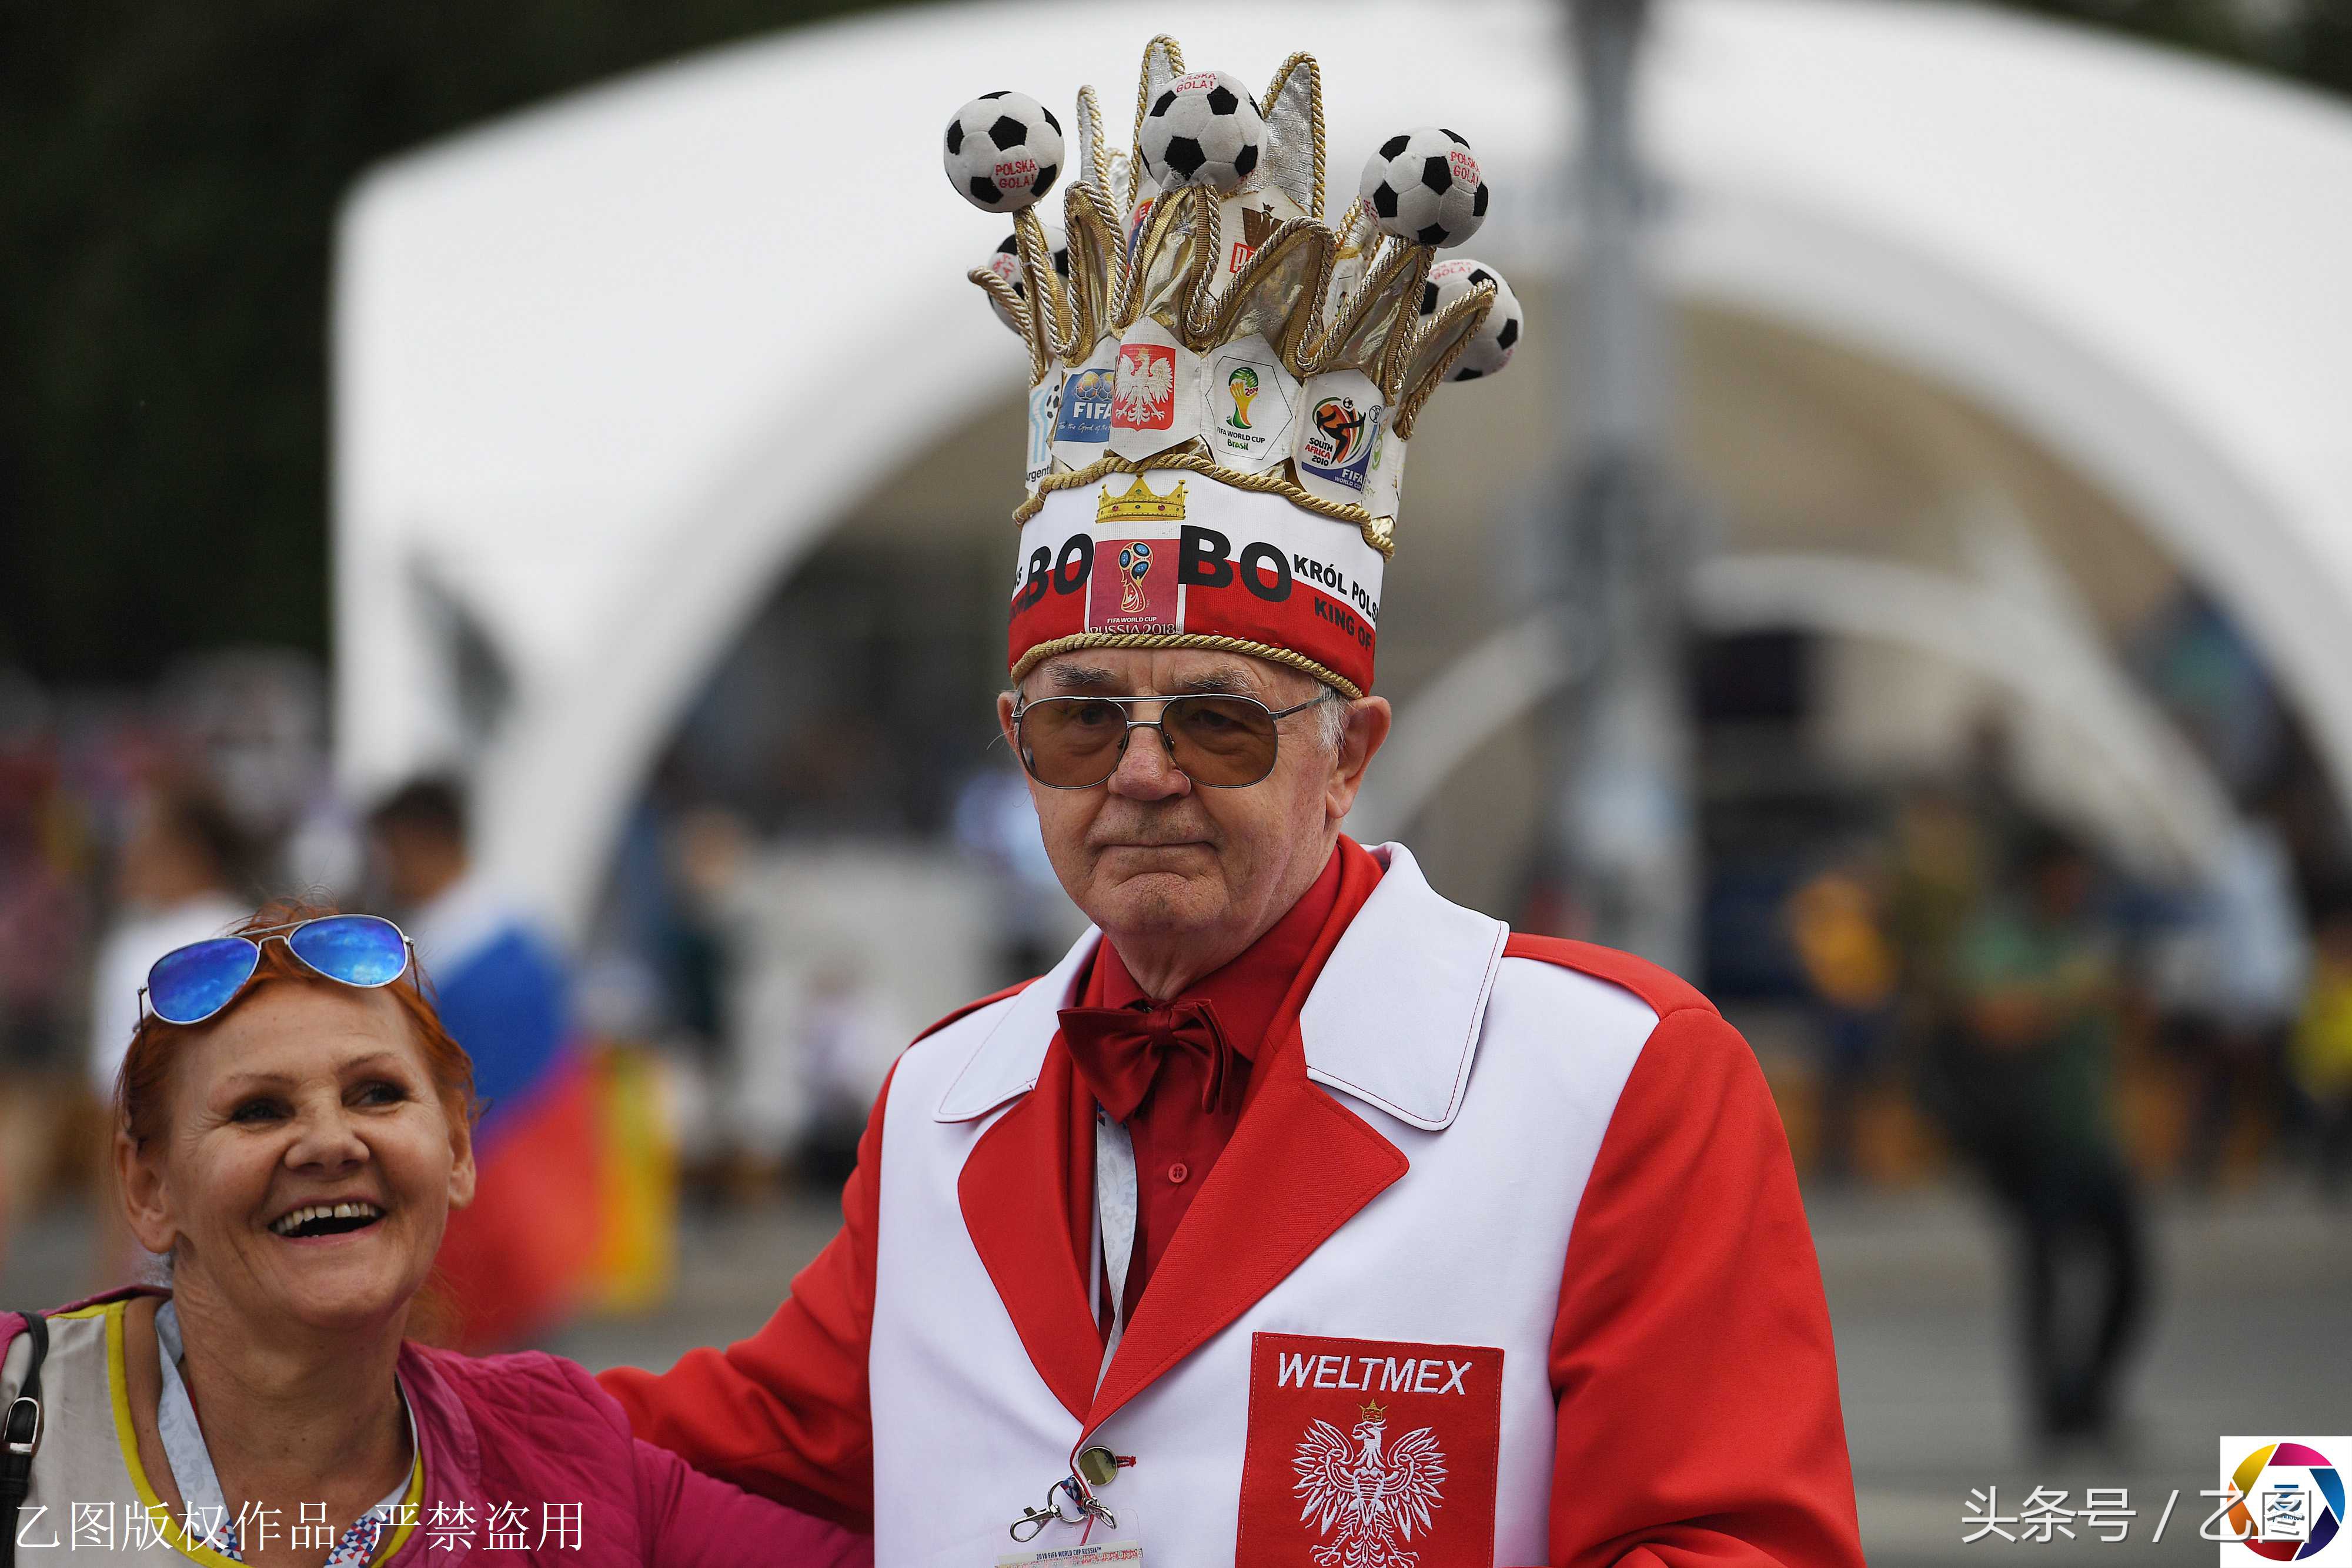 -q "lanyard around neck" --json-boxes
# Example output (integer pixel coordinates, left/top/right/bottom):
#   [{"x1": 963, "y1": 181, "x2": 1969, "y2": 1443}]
[
  {"x1": 152, "y1": 1300, "x2": 415, "y2": 1555},
  {"x1": 1093, "y1": 1109, "x2": 1138, "y2": 1388}
]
